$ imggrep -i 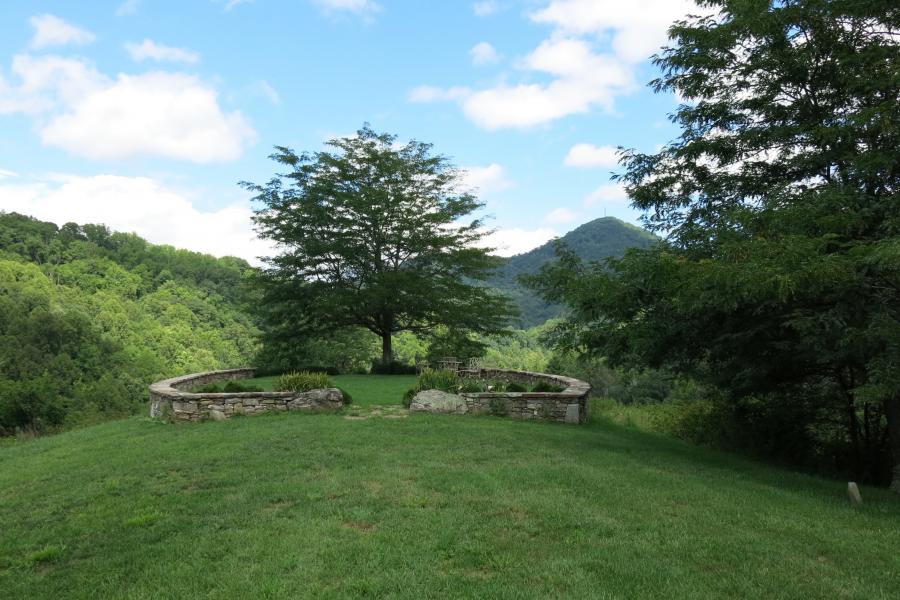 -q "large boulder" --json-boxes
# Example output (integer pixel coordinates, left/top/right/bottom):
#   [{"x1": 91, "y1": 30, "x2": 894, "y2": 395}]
[{"x1": 410, "y1": 389, "x2": 469, "y2": 414}]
